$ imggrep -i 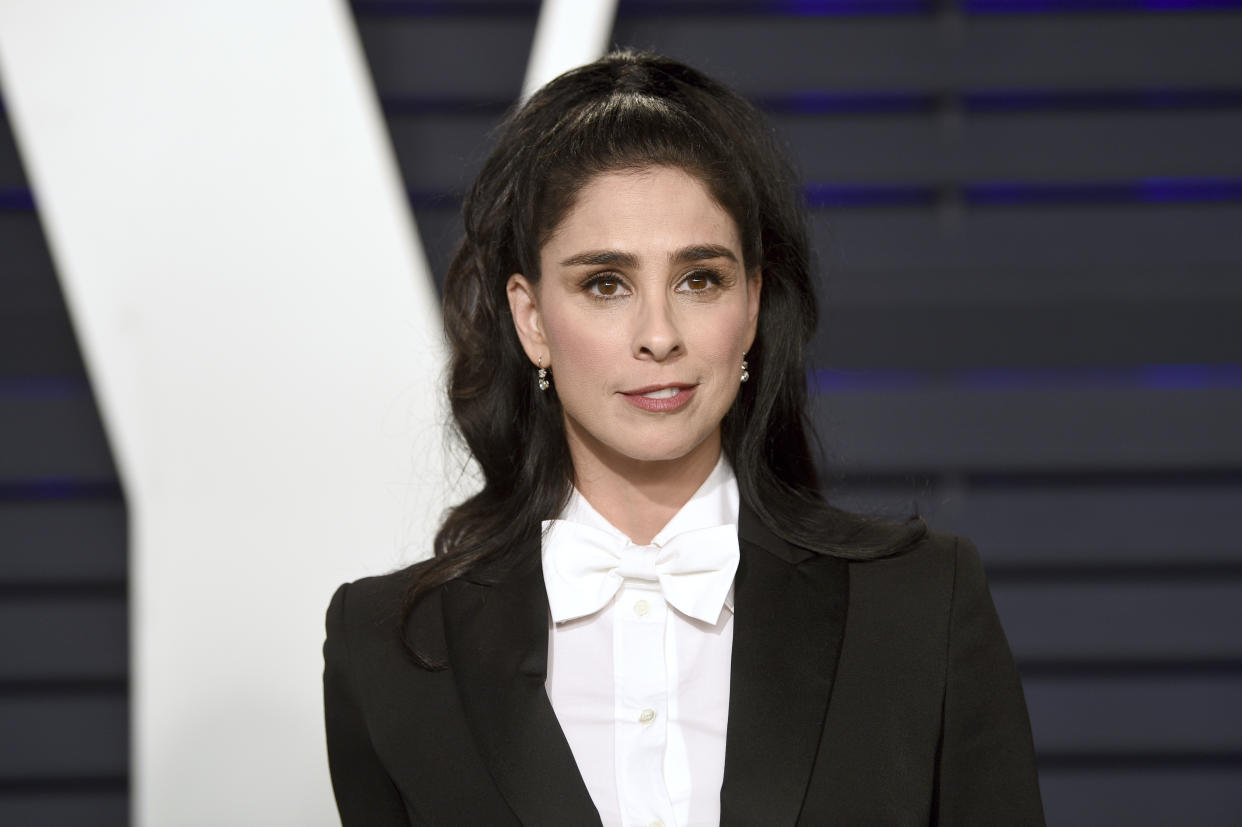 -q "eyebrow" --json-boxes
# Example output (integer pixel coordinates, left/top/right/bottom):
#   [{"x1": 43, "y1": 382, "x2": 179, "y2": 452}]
[
  {"x1": 558, "y1": 244, "x2": 739, "y2": 269},
  {"x1": 671, "y1": 244, "x2": 738, "y2": 265},
  {"x1": 559, "y1": 249, "x2": 639, "y2": 269}
]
